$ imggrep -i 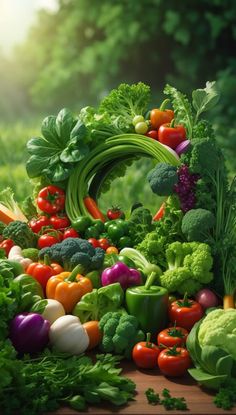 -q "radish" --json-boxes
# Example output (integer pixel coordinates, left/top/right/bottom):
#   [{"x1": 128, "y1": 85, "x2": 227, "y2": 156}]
[{"x1": 195, "y1": 288, "x2": 219, "y2": 310}]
